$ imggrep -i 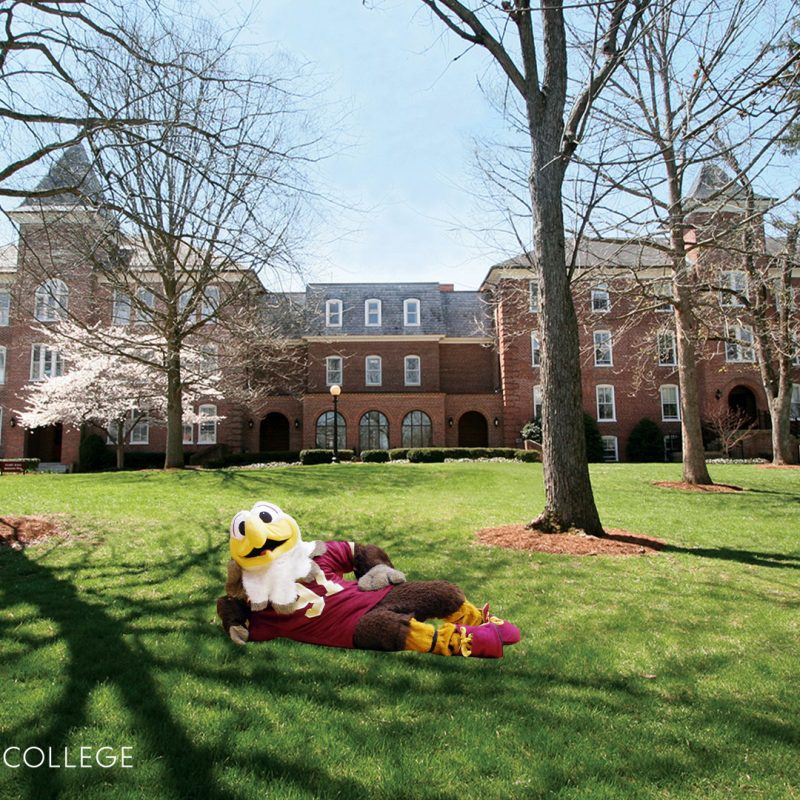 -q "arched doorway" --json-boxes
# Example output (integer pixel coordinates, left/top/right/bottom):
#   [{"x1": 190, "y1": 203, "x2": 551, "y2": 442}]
[
  {"x1": 728, "y1": 386, "x2": 757, "y2": 425},
  {"x1": 25, "y1": 424, "x2": 63, "y2": 462},
  {"x1": 458, "y1": 411, "x2": 488, "y2": 447},
  {"x1": 259, "y1": 412, "x2": 290, "y2": 451}
]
